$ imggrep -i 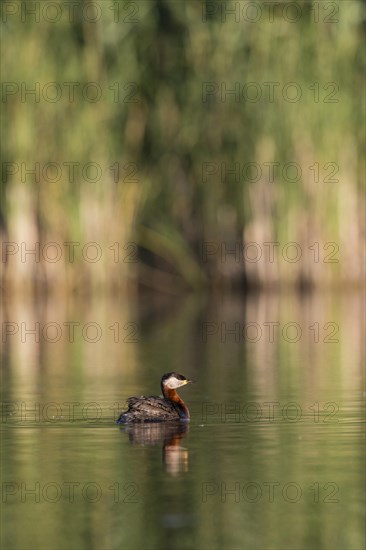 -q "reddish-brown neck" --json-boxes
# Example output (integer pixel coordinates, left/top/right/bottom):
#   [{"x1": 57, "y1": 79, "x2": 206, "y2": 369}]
[{"x1": 163, "y1": 387, "x2": 190, "y2": 419}]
